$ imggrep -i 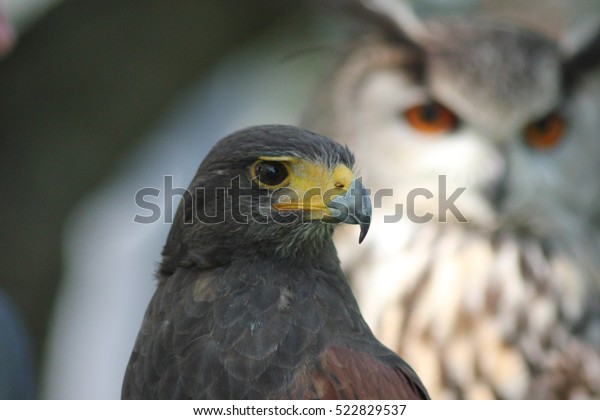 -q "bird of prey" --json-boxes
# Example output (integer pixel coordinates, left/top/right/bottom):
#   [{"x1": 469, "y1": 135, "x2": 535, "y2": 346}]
[
  {"x1": 122, "y1": 125, "x2": 429, "y2": 399},
  {"x1": 304, "y1": 0, "x2": 600, "y2": 399}
]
